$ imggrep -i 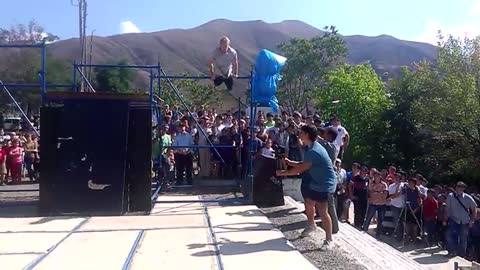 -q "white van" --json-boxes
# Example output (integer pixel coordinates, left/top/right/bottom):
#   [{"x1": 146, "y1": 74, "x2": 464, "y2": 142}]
[{"x1": 3, "y1": 117, "x2": 21, "y2": 131}]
